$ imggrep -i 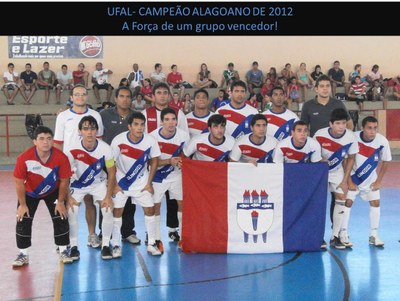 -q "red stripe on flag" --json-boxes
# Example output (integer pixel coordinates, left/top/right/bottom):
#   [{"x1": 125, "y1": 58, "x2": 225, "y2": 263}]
[
  {"x1": 182, "y1": 159, "x2": 228, "y2": 253},
  {"x1": 386, "y1": 109, "x2": 400, "y2": 140}
]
